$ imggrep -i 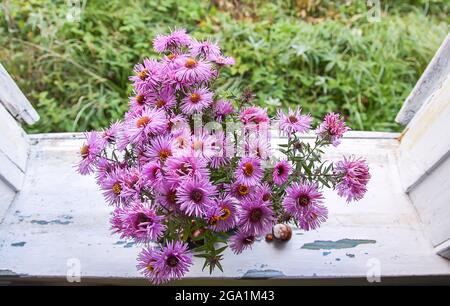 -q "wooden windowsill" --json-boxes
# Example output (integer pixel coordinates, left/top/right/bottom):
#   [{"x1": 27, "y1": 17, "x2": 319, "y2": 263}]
[{"x1": 1, "y1": 131, "x2": 450, "y2": 285}]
